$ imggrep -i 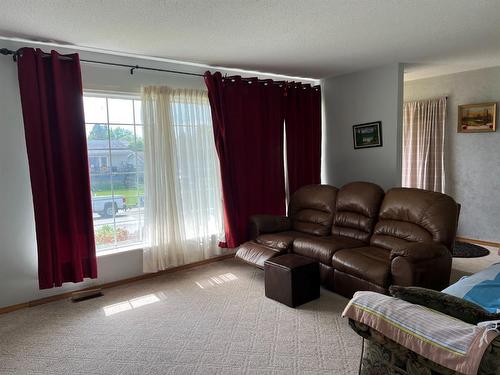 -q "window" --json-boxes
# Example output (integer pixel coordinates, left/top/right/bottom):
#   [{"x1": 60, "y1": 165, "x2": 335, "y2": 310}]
[{"x1": 84, "y1": 95, "x2": 144, "y2": 252}]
